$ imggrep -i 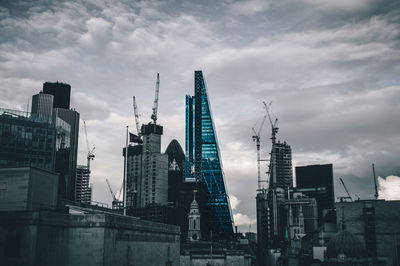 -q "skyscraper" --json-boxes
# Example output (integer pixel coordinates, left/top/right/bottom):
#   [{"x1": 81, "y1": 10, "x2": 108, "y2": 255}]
[
  {"x1": 295, "y1": 164, "x2": 334, "y2": 222},
  {"x1": 43, "y1": 81, "x2": 71, "y2": 109},
  {"x1": 53, "y1": 108, "x2": 79, "y2": 200},
  {"x1": 165, "y1": 139, "x2": 185, "y2": 207},
  {"x1": 185, "y1": 70, "x2": 233, "y2": 235},
  {"x1": 41, "y1": 81, "x2": 79, "y2": 201},
  {"x1": 31, "y1": 92, "x2": 53, "y2": 123}
]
